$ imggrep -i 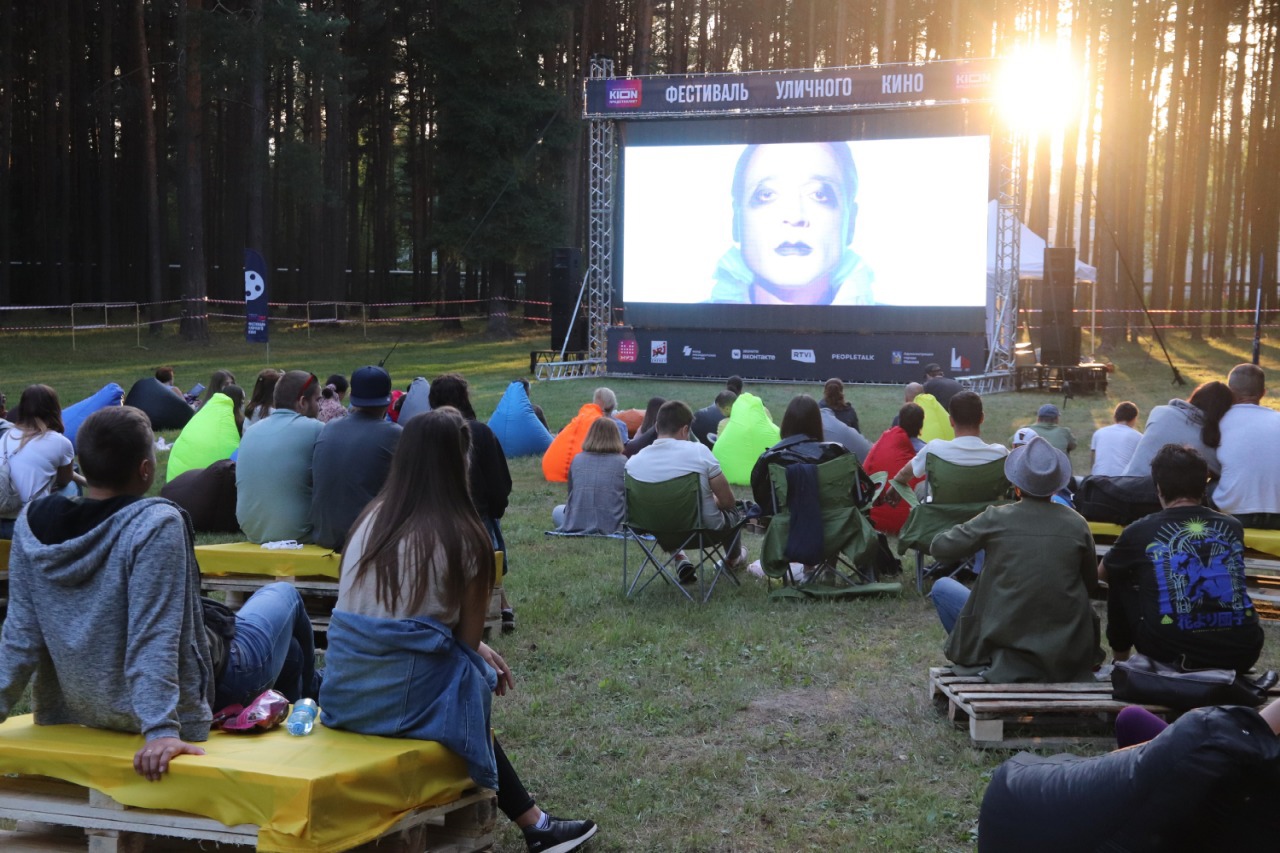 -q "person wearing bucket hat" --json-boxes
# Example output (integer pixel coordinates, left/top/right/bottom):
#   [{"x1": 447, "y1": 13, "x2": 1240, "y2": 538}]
[
  {"x1": 927, "y1": 435, "x2": 1104, "y2": 683},
  {"x1": 310, "y1": 366, "x2": 403, "y2": 552},
  {"x1": 1013, "y1": 403, "x2": 1077, "y2": 456}
]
